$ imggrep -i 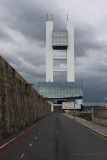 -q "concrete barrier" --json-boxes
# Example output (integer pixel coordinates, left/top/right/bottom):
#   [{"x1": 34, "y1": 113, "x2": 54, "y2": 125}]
[{"x1": 92, "y1": 108, "x2": 107, "y2": 127}]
